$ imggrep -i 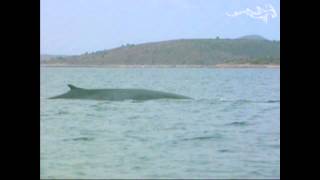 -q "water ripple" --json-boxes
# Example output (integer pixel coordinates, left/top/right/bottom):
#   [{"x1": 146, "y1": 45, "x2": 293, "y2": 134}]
[
  {"x1": 63, "y1": 137, "x2": 95, "y2": 142},
  {"x1": 226, "y1": 121, "x2": 249, "y2": 126},
  {"x1": 180, "y1": 134, "x2": 223, "y2": 142}
]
